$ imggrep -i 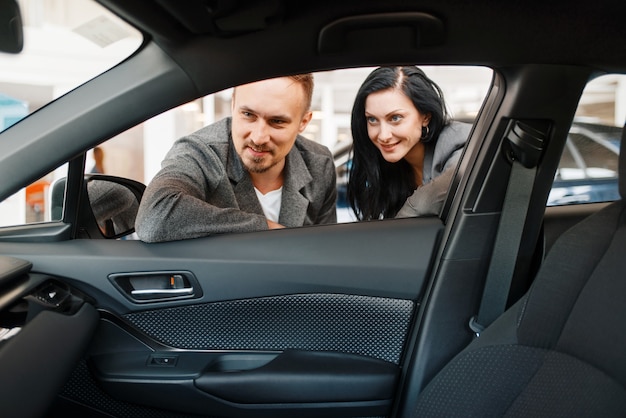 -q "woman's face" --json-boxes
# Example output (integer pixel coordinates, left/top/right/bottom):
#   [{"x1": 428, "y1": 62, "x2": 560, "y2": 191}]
[{"x1": 364, "y1": 88, "x2": 431, "y2": 163}]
